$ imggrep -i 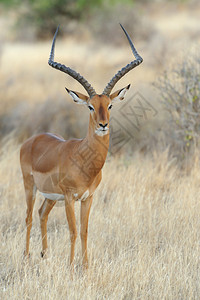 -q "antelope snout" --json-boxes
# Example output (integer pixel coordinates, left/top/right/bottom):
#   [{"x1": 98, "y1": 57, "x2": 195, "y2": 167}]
[{"x1": 99, "y1": 123, "x2": 108, "y2": 129}]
